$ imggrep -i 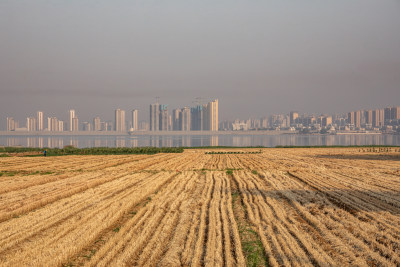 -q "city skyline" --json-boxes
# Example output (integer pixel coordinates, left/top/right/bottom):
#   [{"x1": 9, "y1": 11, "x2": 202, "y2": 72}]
[{"x1": 4, "y1": 100, "x2": 400, "y2": 133}]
